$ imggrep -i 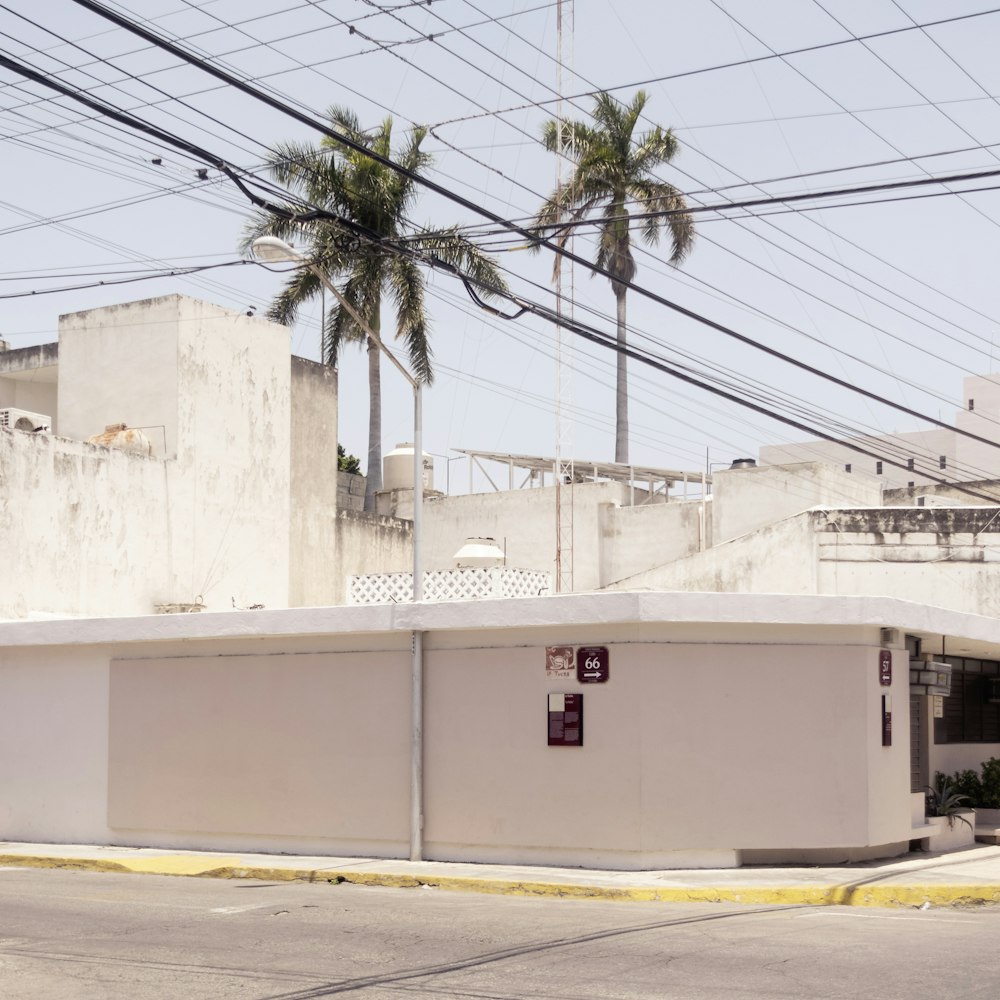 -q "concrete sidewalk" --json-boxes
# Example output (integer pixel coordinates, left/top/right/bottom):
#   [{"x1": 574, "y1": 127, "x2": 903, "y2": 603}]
[{"x1": 2, "y1": 841, "x2": 1000, "y2": 909}]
